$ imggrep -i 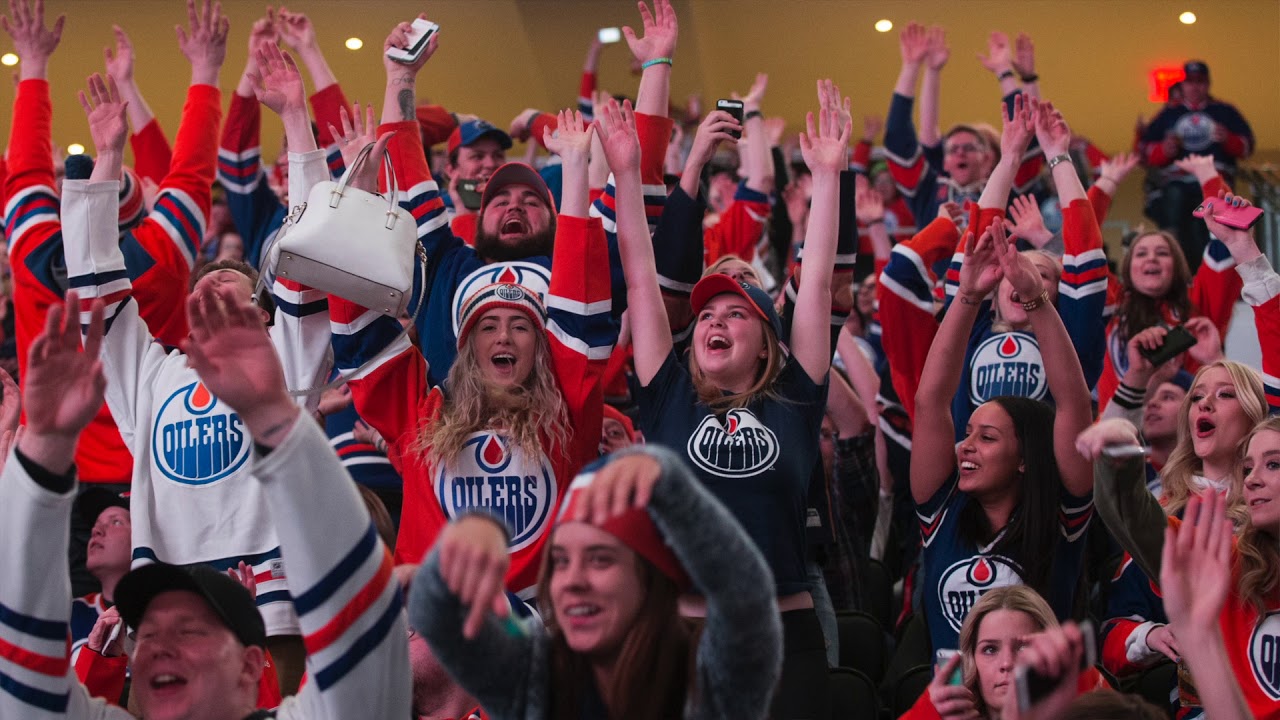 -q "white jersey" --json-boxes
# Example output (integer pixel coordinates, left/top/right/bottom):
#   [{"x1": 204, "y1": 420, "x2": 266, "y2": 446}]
[
  {"x1": 60, "y1": 152, "x2": 332, "y2": 635},
  {"x1": 0, "y1": 417, "x2": 410, "y2": 719}
]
